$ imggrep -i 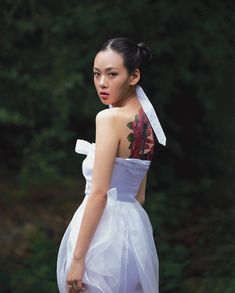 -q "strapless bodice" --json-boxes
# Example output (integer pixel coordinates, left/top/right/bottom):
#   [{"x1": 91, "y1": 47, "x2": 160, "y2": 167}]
[{"x1": 75, "y1": 139, "x2": 151, "y2": 202}]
